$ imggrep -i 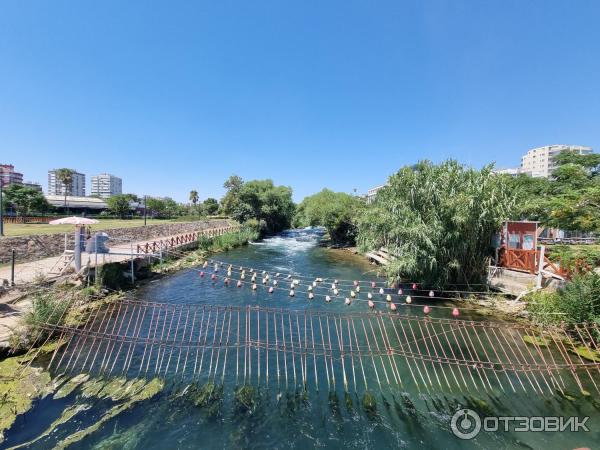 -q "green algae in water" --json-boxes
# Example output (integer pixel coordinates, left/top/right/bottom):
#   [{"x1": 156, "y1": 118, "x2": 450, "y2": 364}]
[
  {"x1": 522, "y1": 334, "x2": 550, "y2": 347},
  {"x1": 362, "y1": 392, "x2": 377, "y2": 414},
  {"x1": 192, "y1": 382, "x2": 224, "y2": 417},
  {"x1": 0, "y1": 354, "x2": 53, "y2": 443},
  {"x1": 6, "y1": 404, "x2": 91, "y2": 450},
  {"x1": 234, "y1": 385, "x2": 257, "y2": 413},
  {"x1": 54, "y1": 373, "x2": 90, "y2": 399},
  {"x1": 568, "y1": 345, "x2": 600, "y2": 363},
  {"x1": 54, "y1": 377, "x2": 164, "y2": 450},
  {"x1": 344, "y1": 392, "x2": 353, "y2": 410}
]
